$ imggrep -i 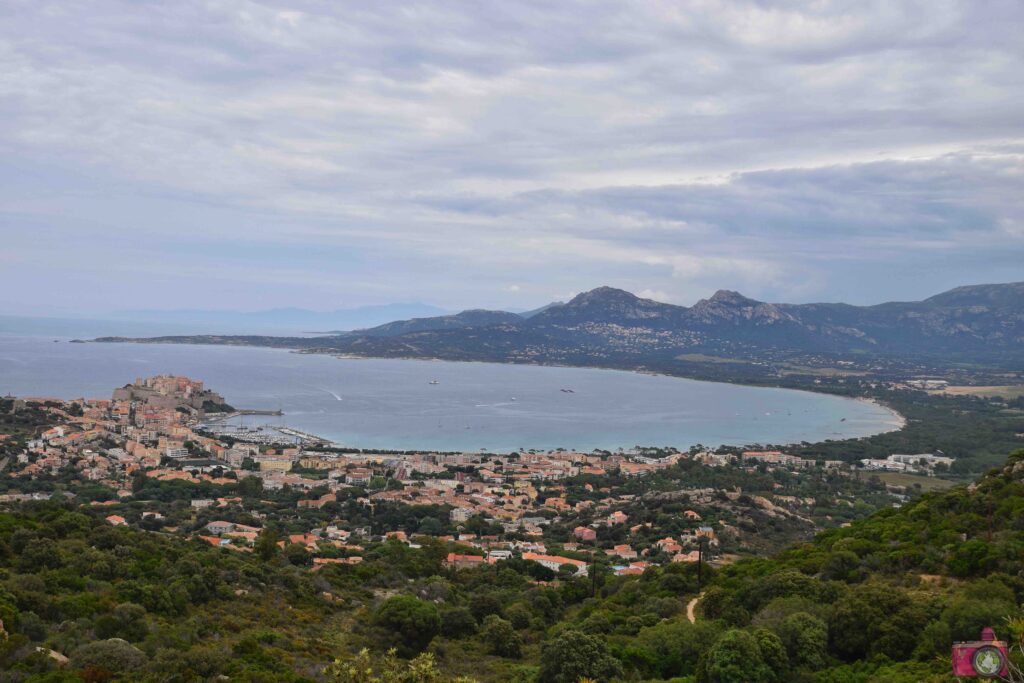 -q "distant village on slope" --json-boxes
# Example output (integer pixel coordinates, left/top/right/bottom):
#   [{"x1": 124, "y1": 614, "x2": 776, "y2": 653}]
[{"x1": 2, "y1": 375, "x2": 953, "y2": 575}]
